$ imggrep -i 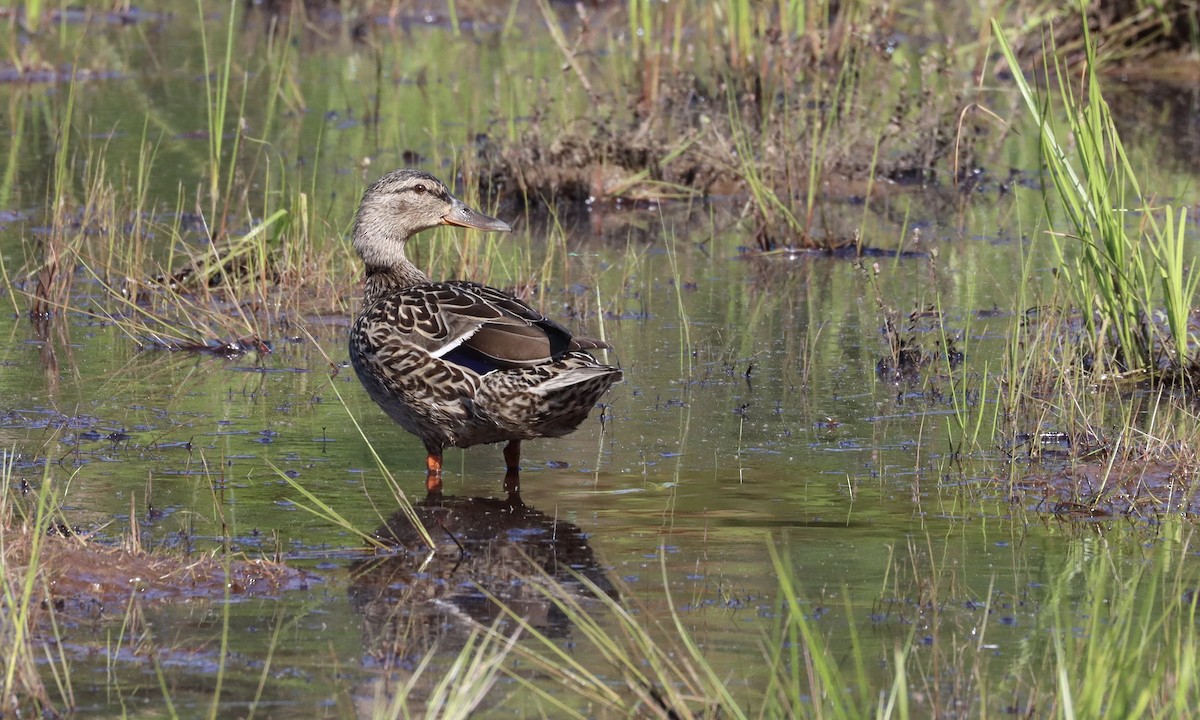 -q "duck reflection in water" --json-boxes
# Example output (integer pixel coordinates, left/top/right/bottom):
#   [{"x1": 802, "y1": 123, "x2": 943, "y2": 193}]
[{"x1": 348, "y1": 487, "x2": 617, "y2": 668}]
